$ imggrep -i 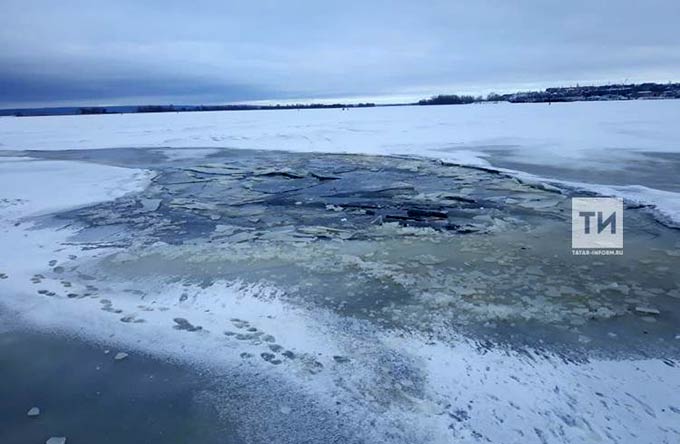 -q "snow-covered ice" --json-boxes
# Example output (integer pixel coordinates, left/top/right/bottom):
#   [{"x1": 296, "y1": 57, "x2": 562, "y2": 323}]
[
  {"x1": 0, "y1": 157, "x2": 153, "y2": 218},
  {"x1": 1, "y1": 103, "x2": 680, "y2": 443},
  {"x1": 2, "y1": 101, "x2": 679, "y2": 163},
  {"x1": 1, "y1": 100, "x2": 679, "y2": 224}
]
